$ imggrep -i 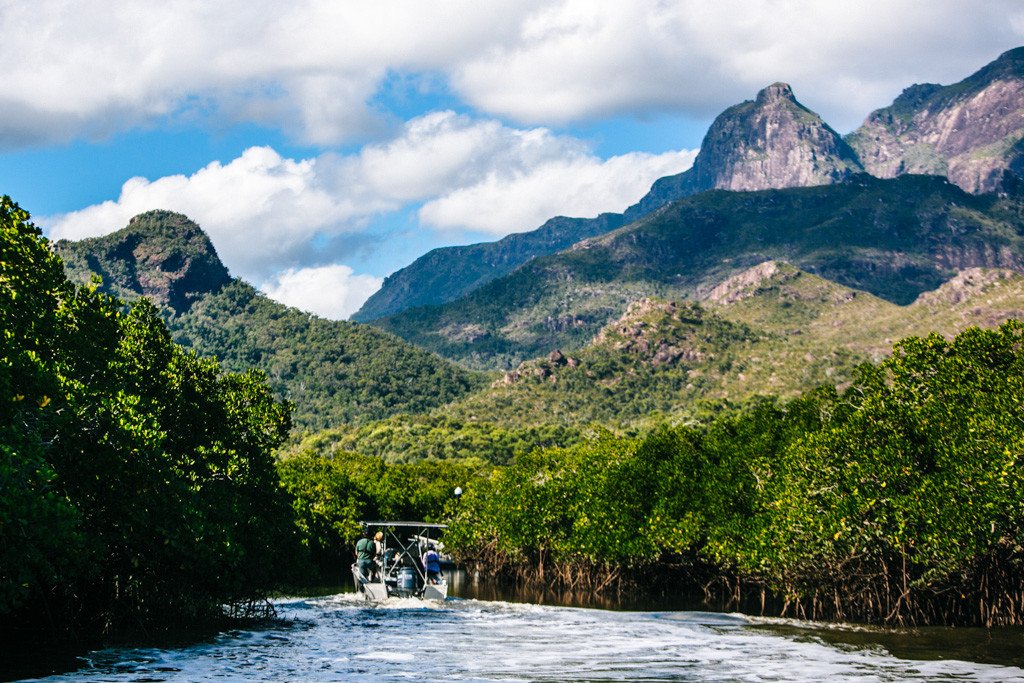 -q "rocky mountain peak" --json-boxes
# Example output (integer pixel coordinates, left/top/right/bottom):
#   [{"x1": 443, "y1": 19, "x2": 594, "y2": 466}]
[
  {"x1": 688, "y1": 82, "x2": 863, "y2": 193},
  {"x1": 54, "y1": 210, "x2": 232, "y2": 314},
  {"x1": 625, "y1": 83, "x2": 863, "y2": 218},
  {"x1": 756, "y1": 82, "x2": 797, "y2": 104},
  {"x1": 847, "y1": 47, "x2": 1024, "y2": 194}
]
